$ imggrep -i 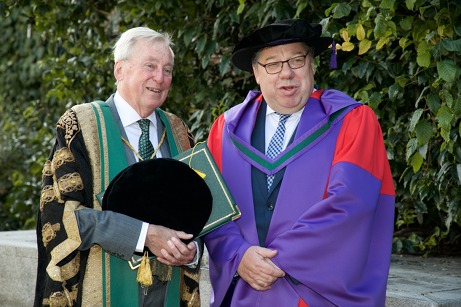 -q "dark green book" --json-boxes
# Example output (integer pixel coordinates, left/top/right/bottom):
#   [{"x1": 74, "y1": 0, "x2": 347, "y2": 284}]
[{"x1": 173, "y1": 142, "x2": 241, "y2": 236}]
